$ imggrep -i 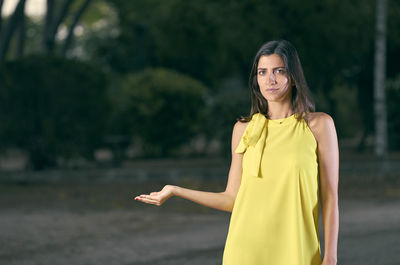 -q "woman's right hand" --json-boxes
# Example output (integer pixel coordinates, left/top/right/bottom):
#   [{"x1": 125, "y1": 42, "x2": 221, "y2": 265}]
[{"x1": 134, "y1": 185, "x2": 176, "y2": 206}]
